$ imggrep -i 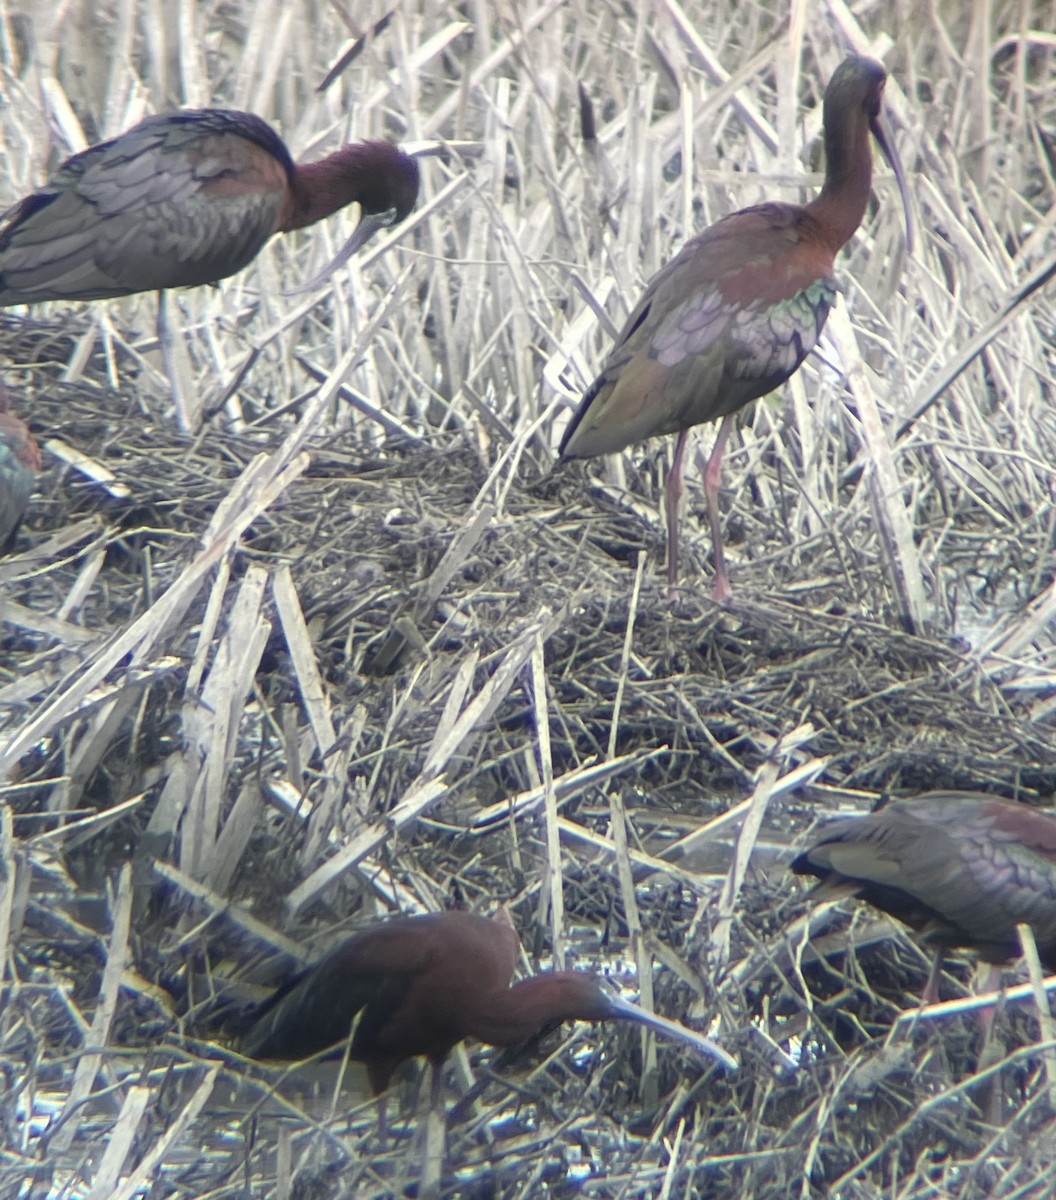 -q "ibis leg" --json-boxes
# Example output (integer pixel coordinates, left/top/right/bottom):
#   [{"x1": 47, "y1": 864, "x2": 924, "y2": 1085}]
[
  {"x1": 972, "y1": 963, "x2": 1005, "y2": 1124},
  {"x1": 376, "y1": 1093, "x2": 389, "y2": 1148},
  {"x1": 921, "y1": 949, "x2": 943, "y2": 1004},
  {"x1": 419, "y1": 1064, "x2": 445, "y2": 1200},
  {"x1": 703, "y1": 414, "x2": 734, "y2": 602},
  {"x1": 665, "y1": 428, "x2": 690, "y2": 597},
  {"x1": 156, "y1": 290, "x2": 195, "y2": 433}
]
